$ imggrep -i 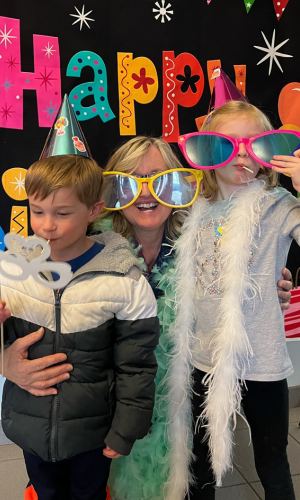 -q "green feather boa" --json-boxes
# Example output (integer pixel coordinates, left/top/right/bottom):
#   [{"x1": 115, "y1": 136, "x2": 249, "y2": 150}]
[{"x1": 93, "y1": 217, "x2": 176, "y2": 500}]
